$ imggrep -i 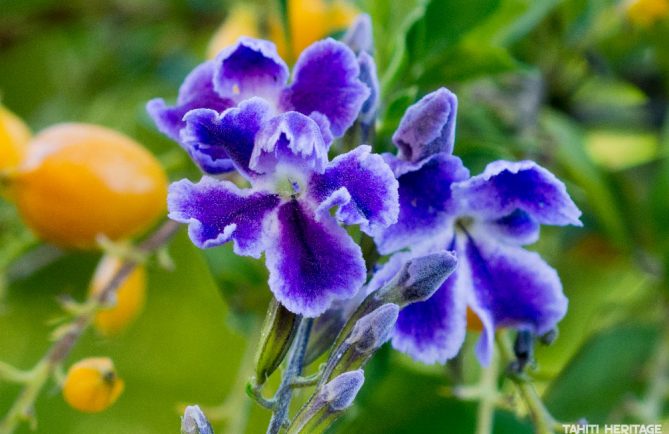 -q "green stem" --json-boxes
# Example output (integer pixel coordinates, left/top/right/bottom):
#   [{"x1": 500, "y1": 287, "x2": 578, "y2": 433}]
[
  {"x1": 0, "y1": 361, "x2": 49, "y2": 433},
  {"x1": 496, "y1": 332, "x2": 561, "y2": 434},
  {"x1": 0, "y1": 362, "x2": 34, "y2": 384},
  {"x1": 266, "y1": 318, "x2": 313, "y2": 434},
  {"x1": 475, "y1": 350, "x2": 499, "y2": 434}
]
